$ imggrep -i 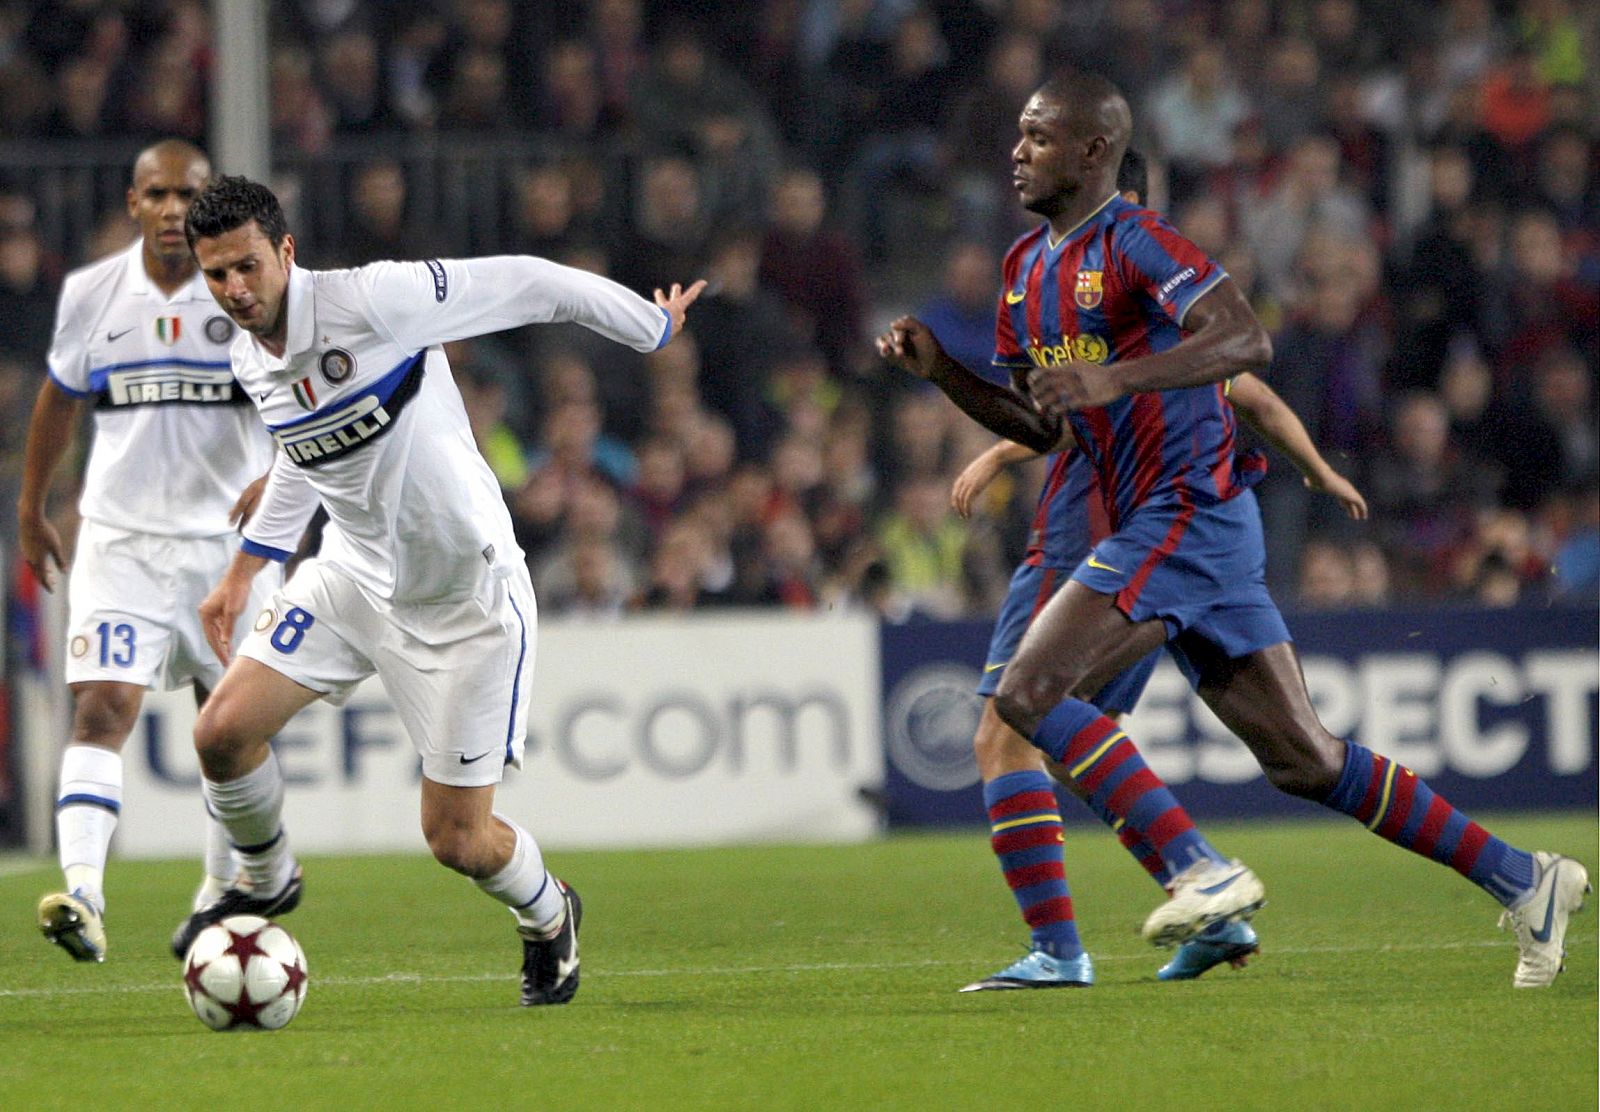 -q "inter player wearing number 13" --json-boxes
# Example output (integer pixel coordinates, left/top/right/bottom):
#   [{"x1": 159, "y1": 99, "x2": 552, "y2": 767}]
[
  {"x1": 880, "y1": 71, "x2": 1588, "y2": 988},
  {"x1": 171, "y1": 176, "x2": 705, "y2": 1006},
  {"x1": 22, "y1": 141, "x2": 275, "y2": 963}
]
